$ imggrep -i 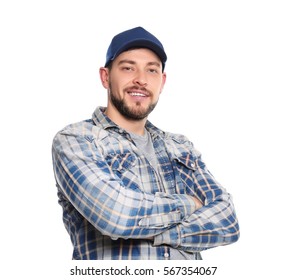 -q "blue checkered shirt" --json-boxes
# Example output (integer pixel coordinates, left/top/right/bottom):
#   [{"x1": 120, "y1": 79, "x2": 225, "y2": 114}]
[{"x1": 52, "y1": 107, "x2": 239, "y2": 260}]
